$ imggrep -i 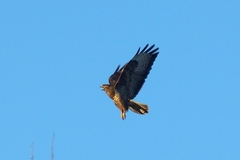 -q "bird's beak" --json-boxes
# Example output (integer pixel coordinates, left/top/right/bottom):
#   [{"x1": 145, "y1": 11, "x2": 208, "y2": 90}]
[{"x1": 100, "y1": 85, "x2": 104, "y2": 91}]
